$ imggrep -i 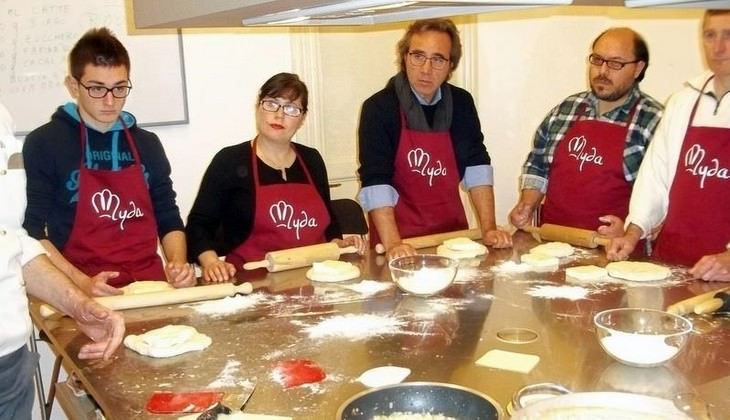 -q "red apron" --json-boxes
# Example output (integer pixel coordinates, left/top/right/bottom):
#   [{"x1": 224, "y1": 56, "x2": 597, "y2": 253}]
[
  {"x1": 225, "y1": 141, "x2": 330, "y2": 267},
  {"x1": 63, "y1": 121, "x2": 165, "y2": 288},
  {"x1": 542, "y1": 102, "x2": 638, "y2": 231},
  {"x1": 653, "y1": 77, "x2": 730, "y2": 266},
  {"x1": 369, "y1": 111, "x2": 467, "y2": 246}
]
